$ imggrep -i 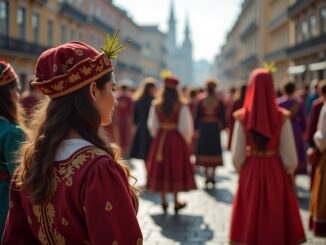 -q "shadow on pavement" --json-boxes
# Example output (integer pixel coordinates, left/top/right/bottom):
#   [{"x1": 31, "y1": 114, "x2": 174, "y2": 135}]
[
  {"x1": 204, "y1": 187, "x2": 233, "y2": 204},
  {"x1": 139, "y1": 189, "x2": 161, "y2": 205},
  {"x1": 151, "y1": 214, "x2": 214, "y2": 244},
  {"x1": 296, "y1": 186, "x2": 311, "y2": 211}
]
